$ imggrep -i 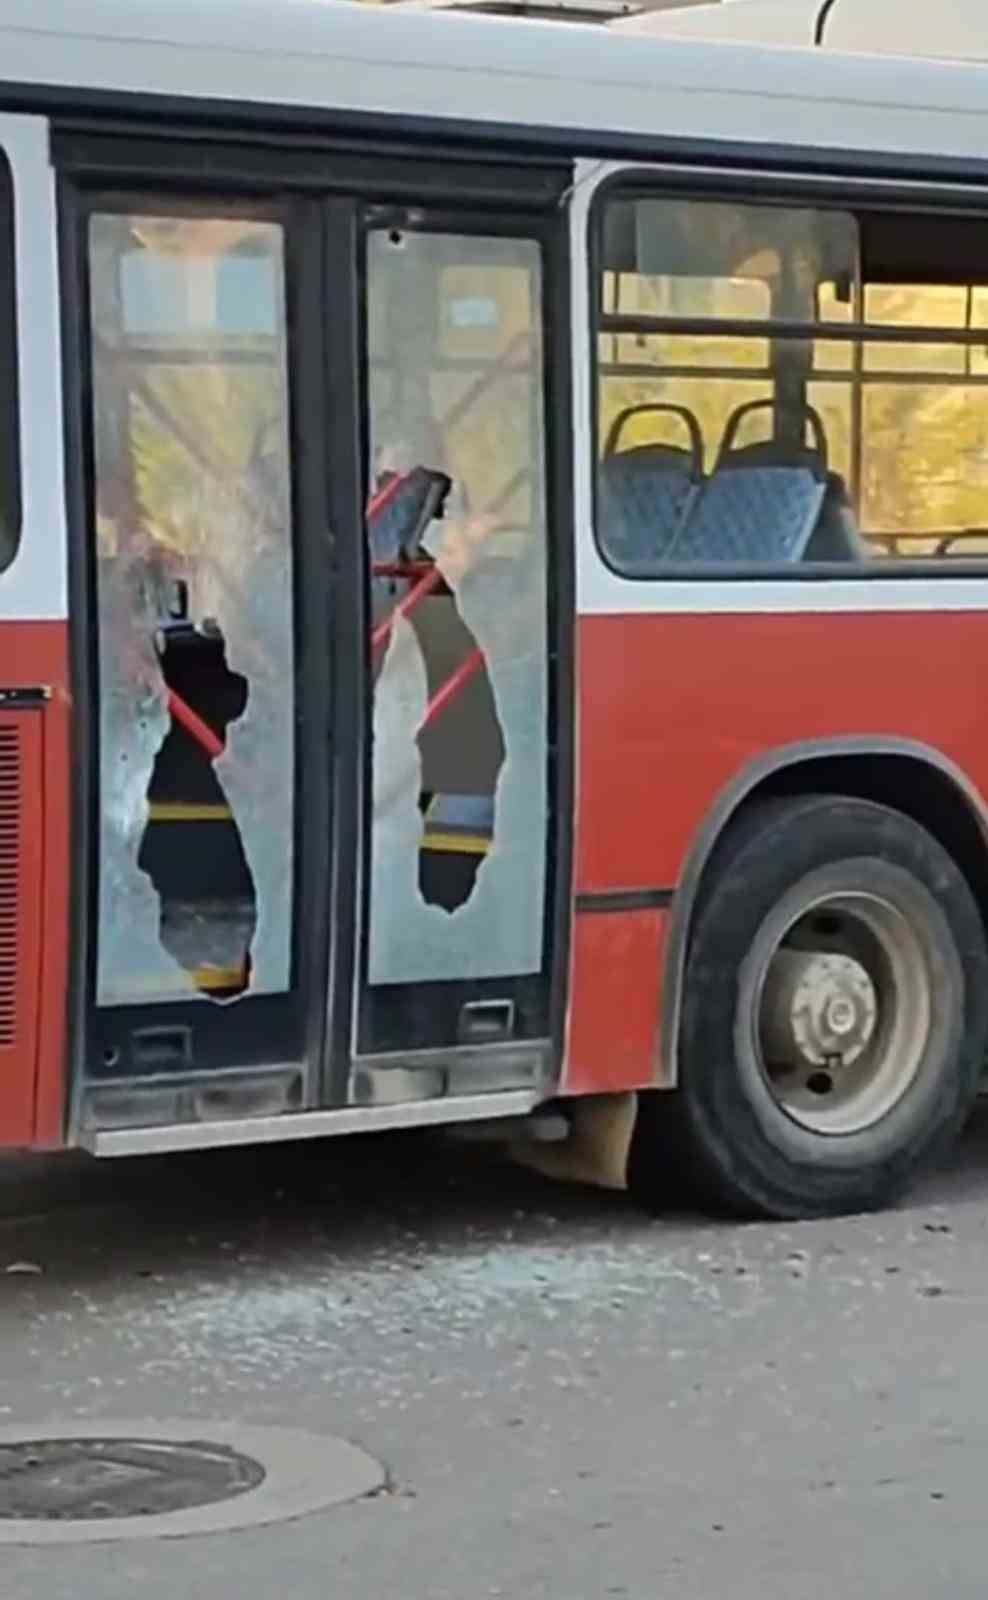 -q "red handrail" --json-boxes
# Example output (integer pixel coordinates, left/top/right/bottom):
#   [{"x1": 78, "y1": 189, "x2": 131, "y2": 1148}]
[
  {"x1": 371, "y1": 564, "x2": 444, "y2": 656},
  {"x1": 167, "y1": 689, "x2": 224, "y2": 760},
  {"x1": 372, "y1": 560, "x2": 434, "y2": 579},
  {"x1": 366, "y1": 471, "x2": 408, "y2": 524},
  {"x1": 418, "y1": 648, "x2": 484, "y2": 735}
]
